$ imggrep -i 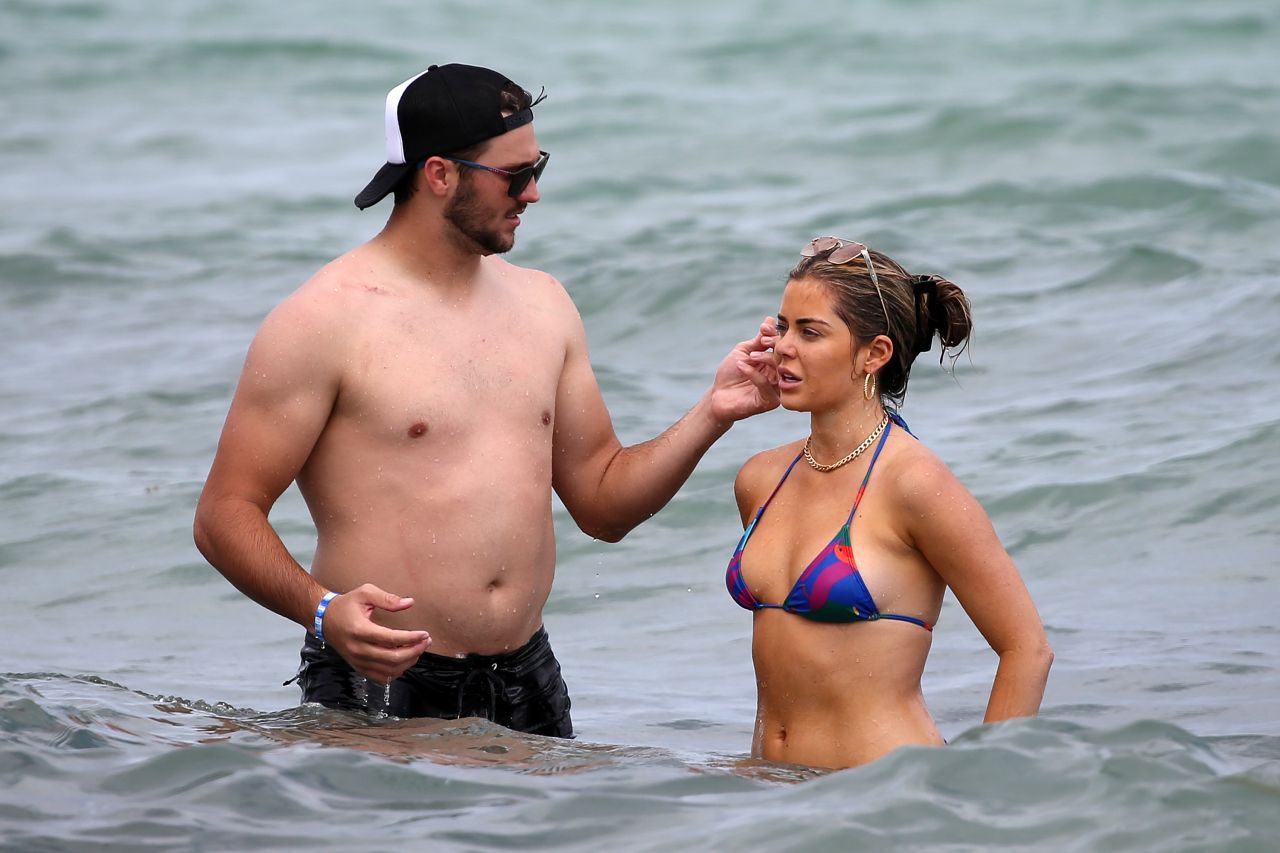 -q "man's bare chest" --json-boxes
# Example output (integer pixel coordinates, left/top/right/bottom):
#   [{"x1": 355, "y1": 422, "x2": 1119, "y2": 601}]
[{"x1": 333, "y1": 327, "x2": 564, "y2": 441}]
